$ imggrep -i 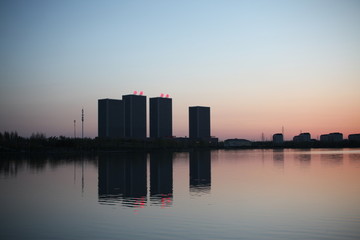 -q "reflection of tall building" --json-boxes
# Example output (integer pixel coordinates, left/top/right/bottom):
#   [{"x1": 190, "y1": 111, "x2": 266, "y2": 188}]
[
  {"x1": 189, "y1": 106, "x2": 210, "y2": 139},
  {"x1": 98, "y1": 153, "x2": 147, "y2": 207},
  {"x1": 189, "y1": 150, "x2": 211, "y2": 193},
  {"x1": 98, "y1": 99, "x2": 124, "y2": 138},
  {"x1": 150, "y1": 97, "x2": 172, "y2": 138},
  {"x1": 273, "y1": 149, "x2": 284, "y2": 168},
  {"x1": 150, "y1": 152, "x2": 173, "y2": 206},
  {"x1": 295, "y1": 151, "x2": 311, "y2": 167},
  {"x1": 123, "y1": 94, "x2": 147, "y2": 139}
]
